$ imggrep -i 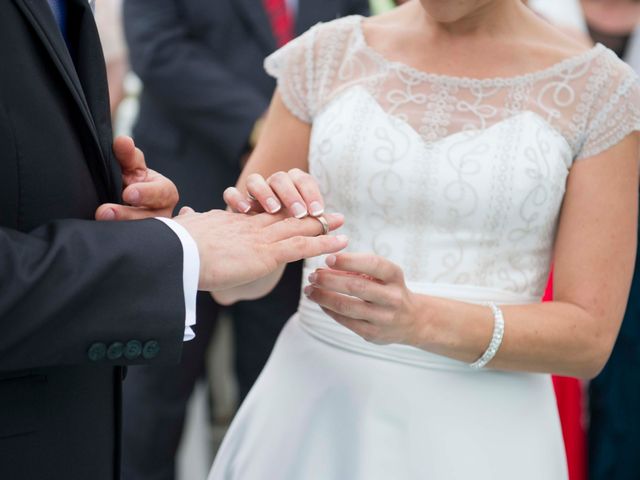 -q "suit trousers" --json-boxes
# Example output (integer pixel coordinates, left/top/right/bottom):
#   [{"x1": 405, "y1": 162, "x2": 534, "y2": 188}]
[{"x1": 122, "y1": 264, "x2": 302, "y2": 480}]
